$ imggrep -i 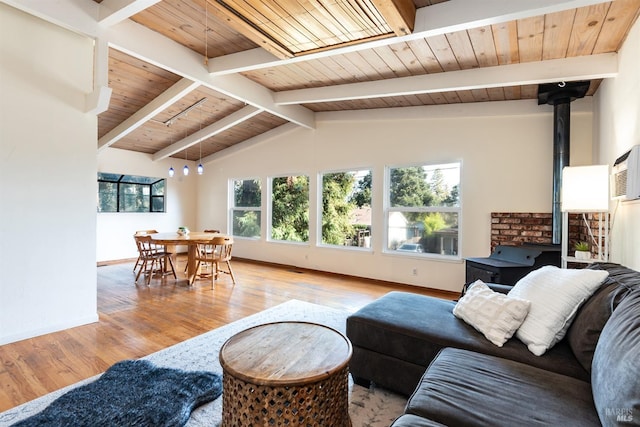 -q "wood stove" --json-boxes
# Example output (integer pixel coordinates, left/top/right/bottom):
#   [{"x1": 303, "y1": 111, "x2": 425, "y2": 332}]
[{"x1": 465, "y1": 243, "x2": 560, "y2": 286}]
